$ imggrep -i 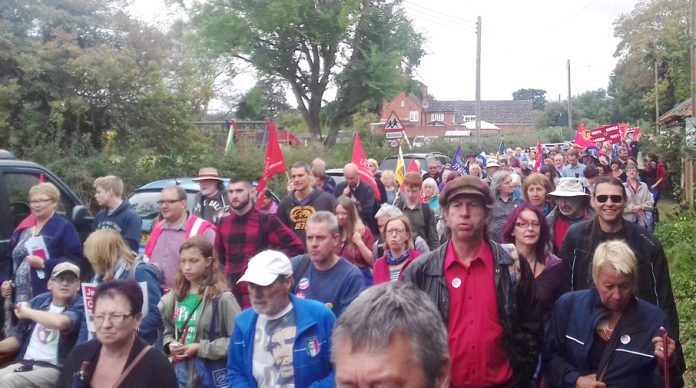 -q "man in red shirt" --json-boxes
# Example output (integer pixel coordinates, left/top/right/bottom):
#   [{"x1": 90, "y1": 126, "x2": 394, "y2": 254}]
[
  {"x1": 403, "y1": 176, "x2": 541, "y2": 387},
  {"x1": 546, "y1": 177, "x2": 594, "y2": 253}
]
